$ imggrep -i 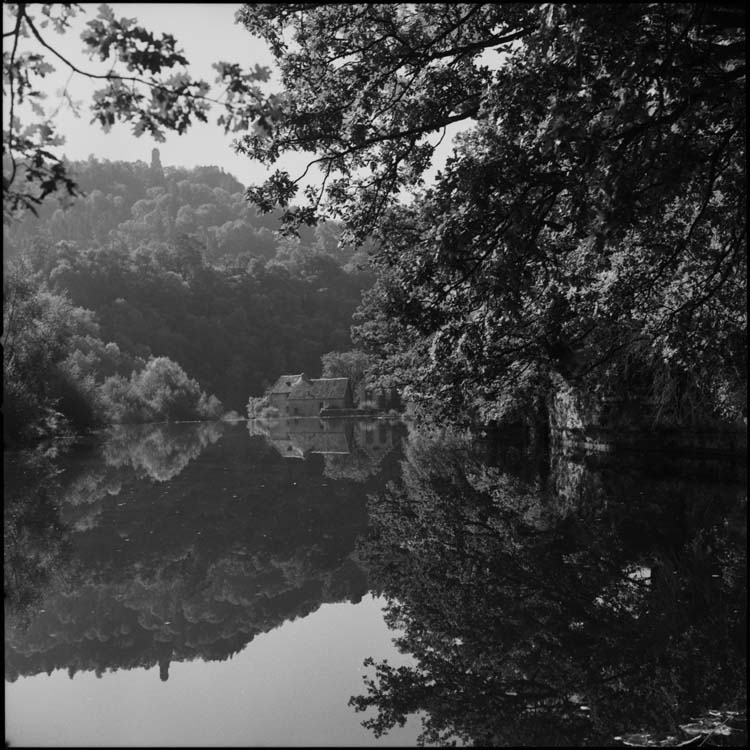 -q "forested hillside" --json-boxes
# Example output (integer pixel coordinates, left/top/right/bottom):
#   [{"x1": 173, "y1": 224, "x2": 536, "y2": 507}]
[
  {"x1": 3, "y1": 153, "x2": 372, "y2": 444},
  {"x1": 4, "y1": 4, "x2": 745, "y2": 445}
]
